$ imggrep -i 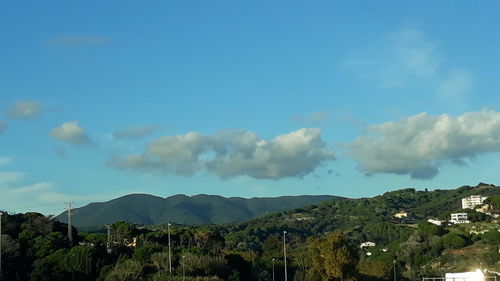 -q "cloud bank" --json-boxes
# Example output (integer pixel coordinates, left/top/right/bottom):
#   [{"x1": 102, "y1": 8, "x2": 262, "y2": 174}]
[
  {"x1": 348, "y1": 110, "x2": 500, "y2": 179},
  {"x1": 50, "y1": 121, "x2": 92, "y2": 145},
  {"x1": 109, "y1": 128, "x2": 334, "y2": 179},
  {"x1": 7, "y1": 100, "x2": 44, "y2": 119}
]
